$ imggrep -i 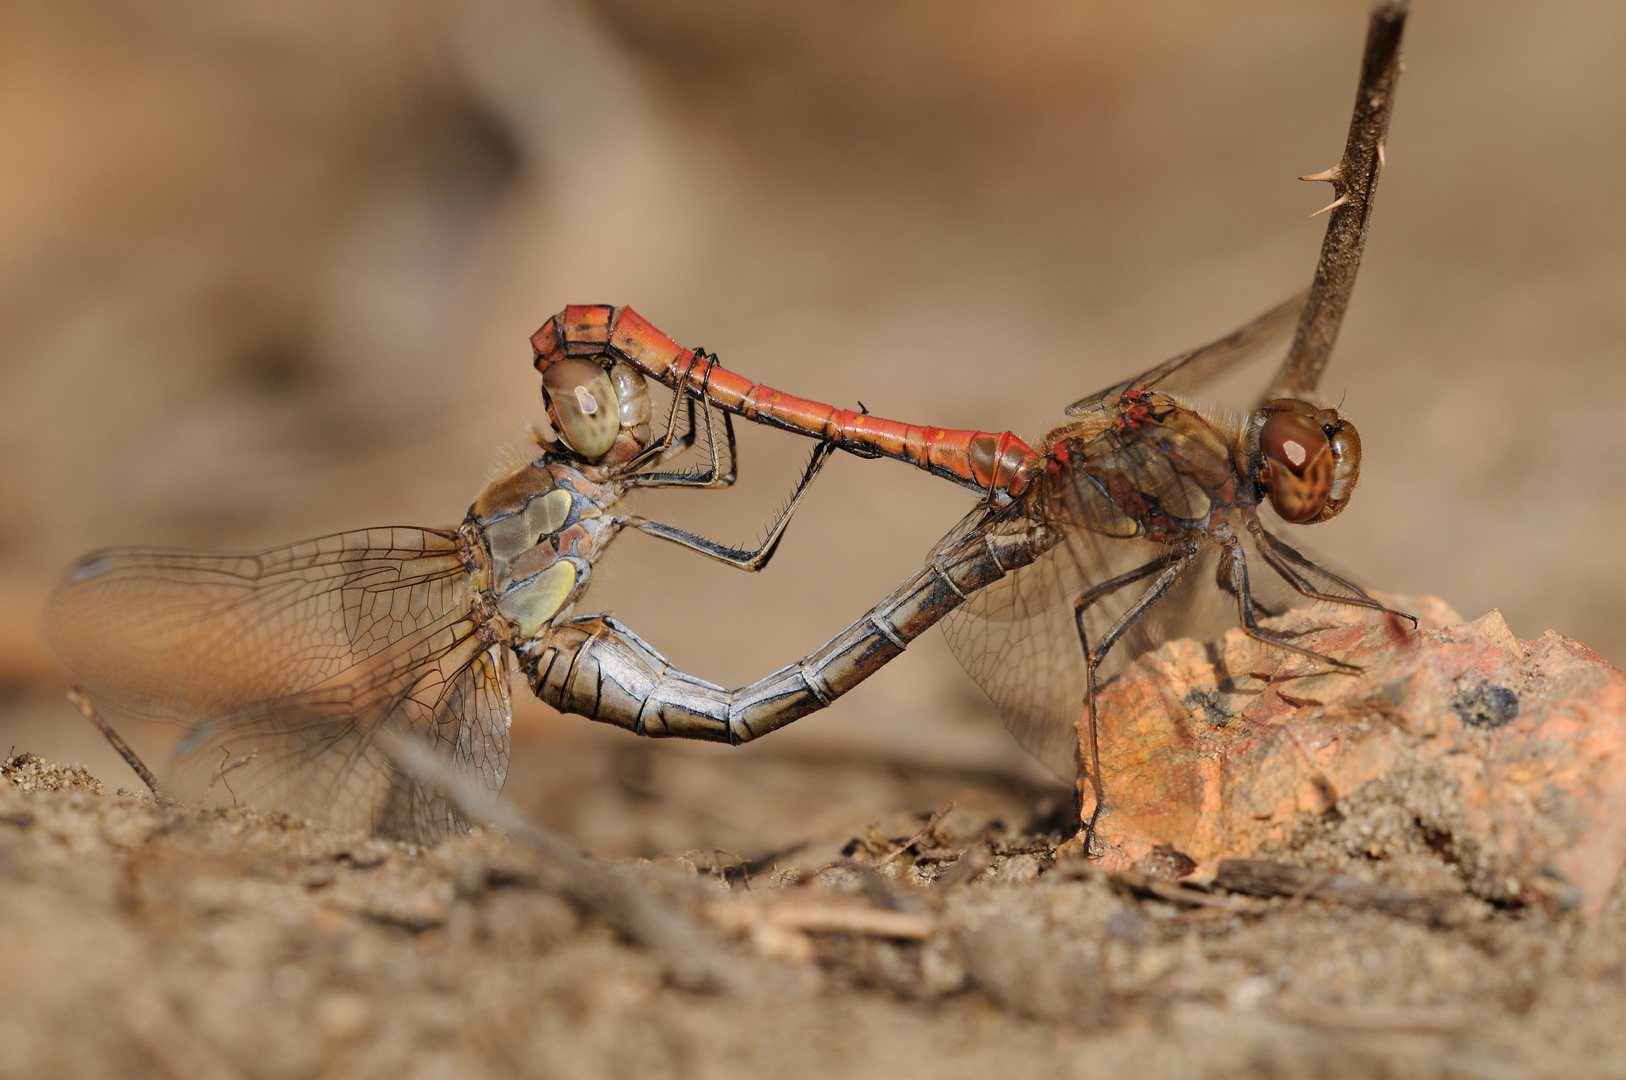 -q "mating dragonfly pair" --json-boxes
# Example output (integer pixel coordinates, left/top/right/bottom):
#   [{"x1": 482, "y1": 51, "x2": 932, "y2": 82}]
[{"x1": 44, "y1": 294, "x2": 1411, "y2": 845}]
